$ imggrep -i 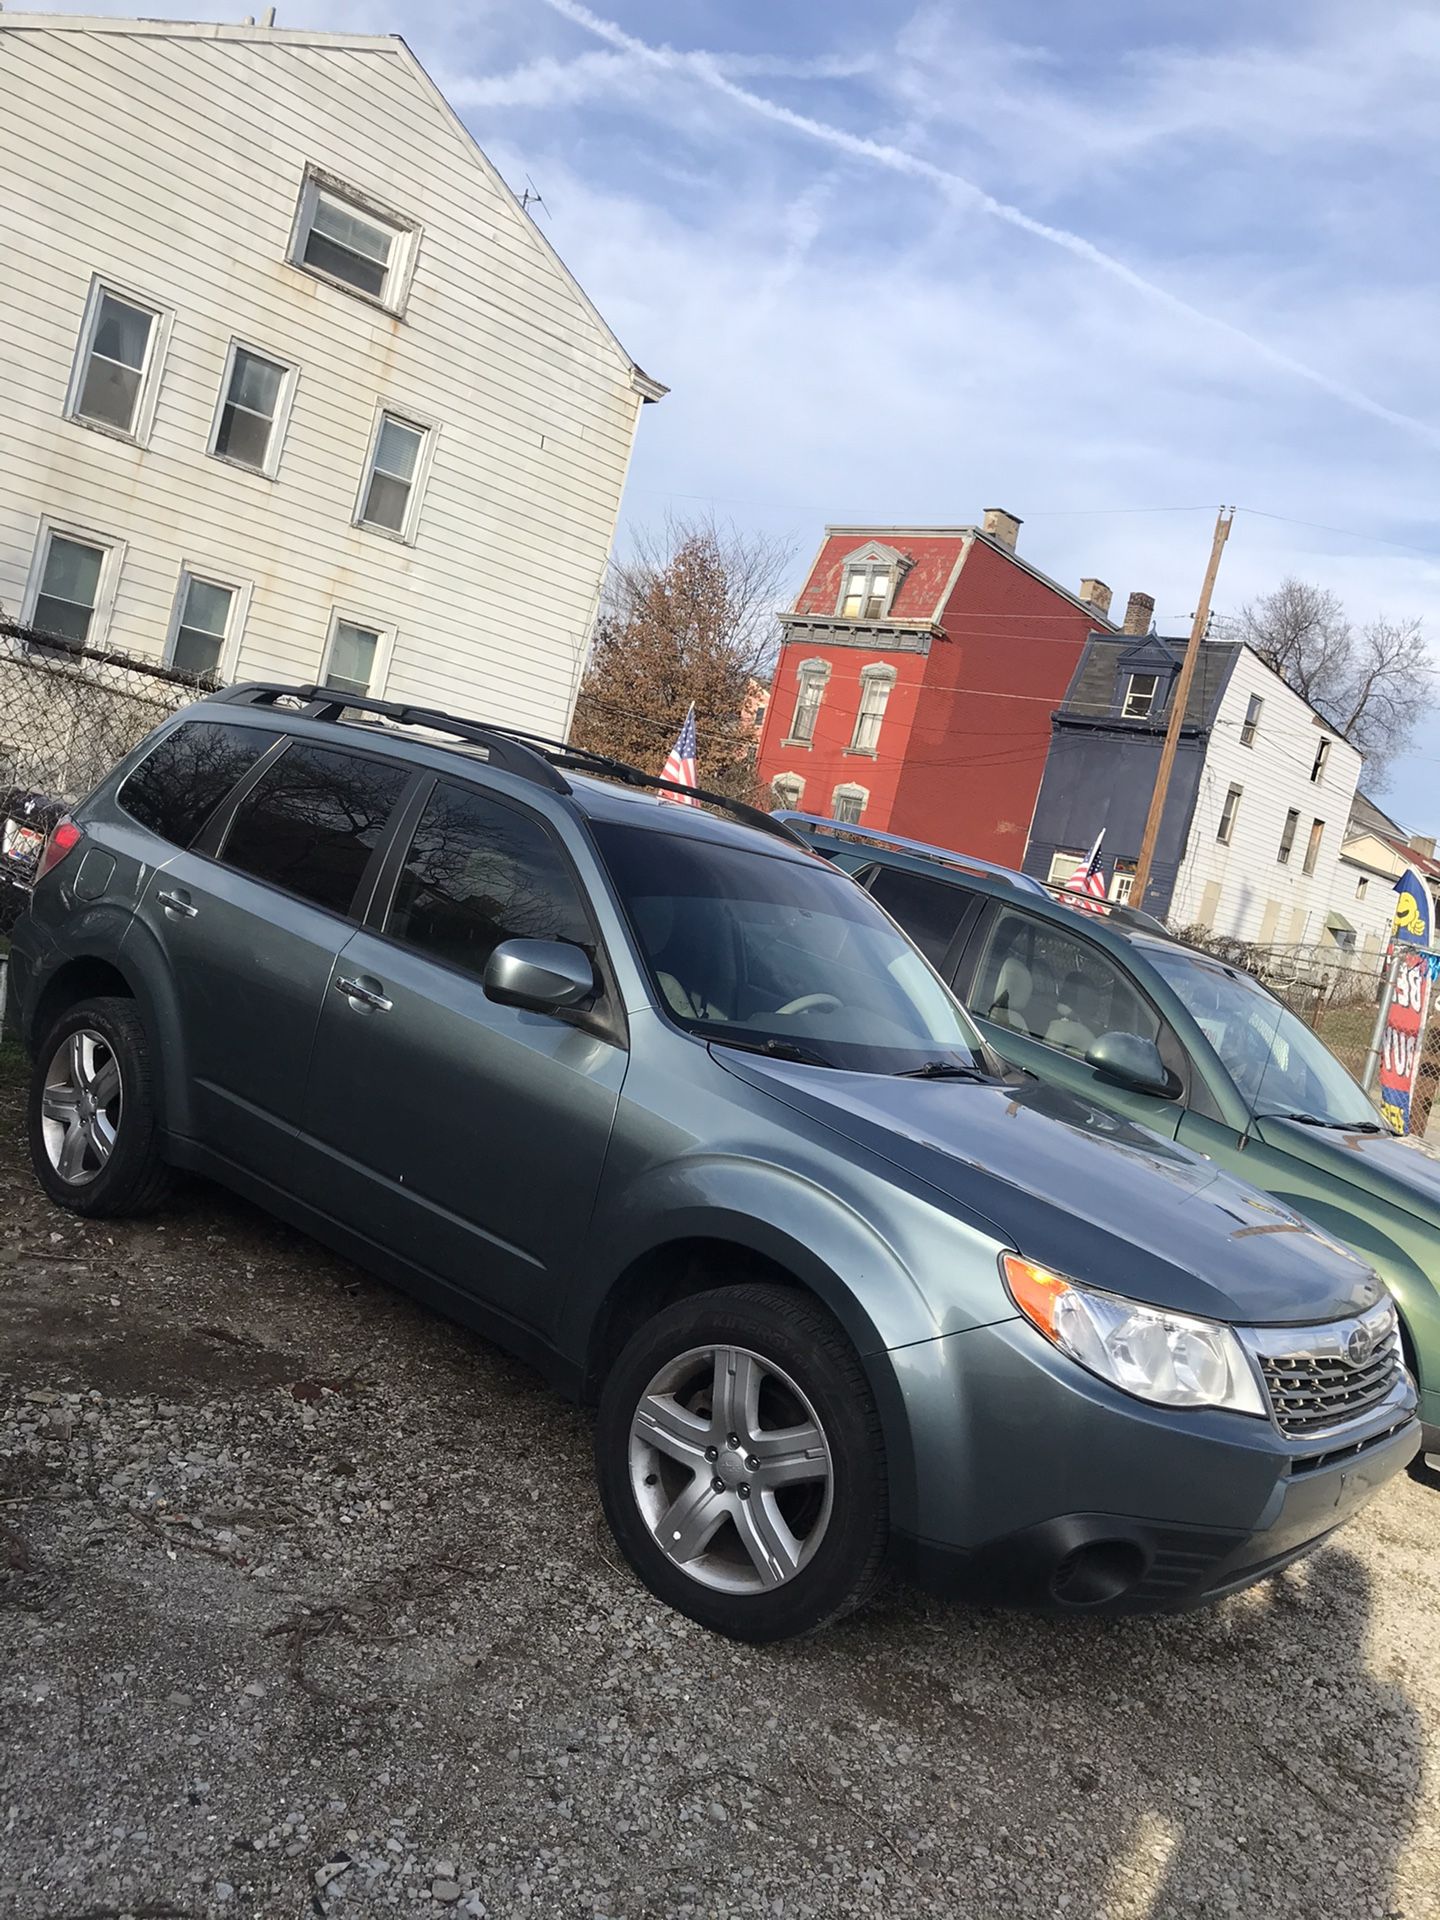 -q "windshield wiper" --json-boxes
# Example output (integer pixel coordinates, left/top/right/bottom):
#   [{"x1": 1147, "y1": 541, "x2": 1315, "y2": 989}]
[
  {"x1": 711, "y1": 1035, "x2": 836, "y2": 1068},
  {"x1": 893, "y1": 1059, "x2": 987, "y2": 1081},
  {"x1": 1257, "y1": 1108, "x2": 1386, "y2": 1134}
]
